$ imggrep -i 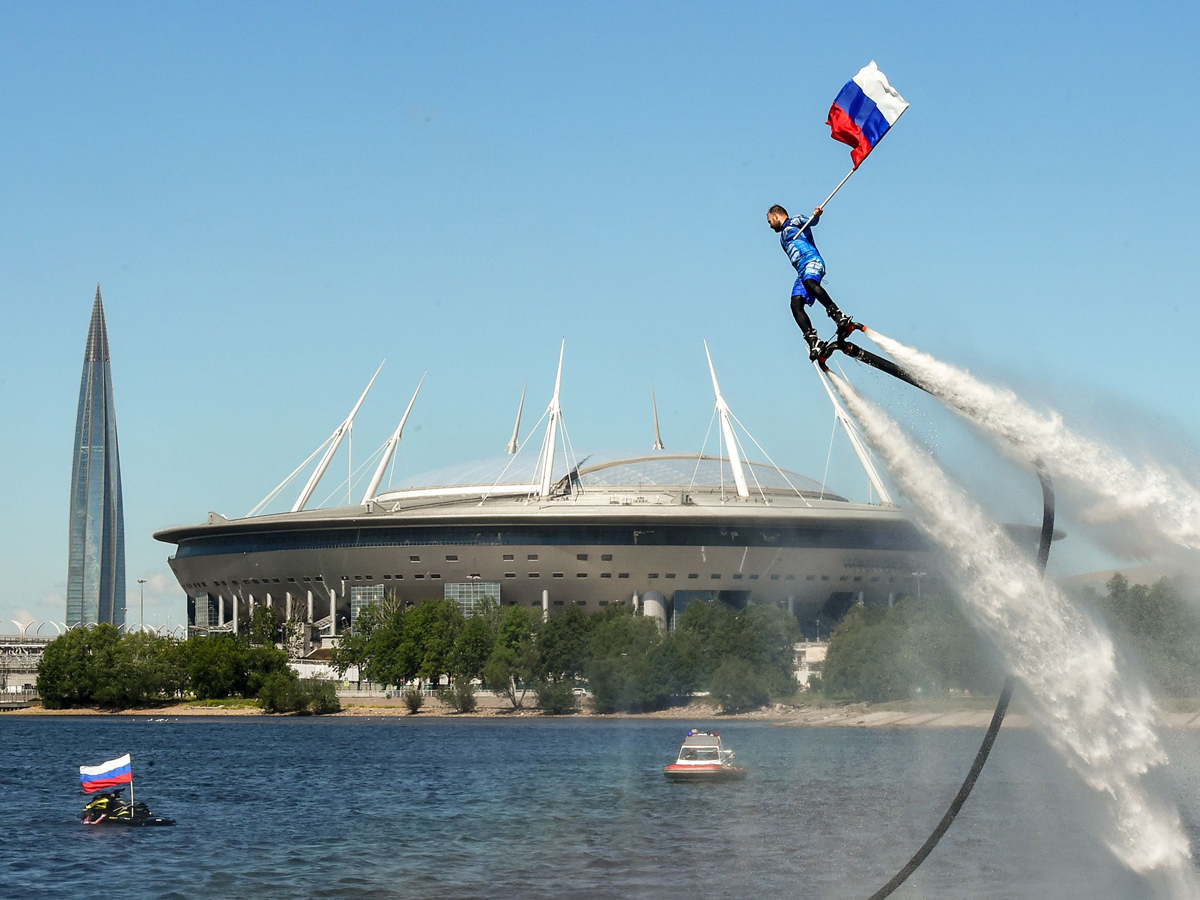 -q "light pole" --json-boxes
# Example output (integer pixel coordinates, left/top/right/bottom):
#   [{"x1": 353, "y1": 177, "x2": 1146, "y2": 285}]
[
  {"x1": 138, "y1": 579, "x2": 147, "y2": 632},
  {"x1": 912, "y1": 571, "x2": 926, "y2": 601}
]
